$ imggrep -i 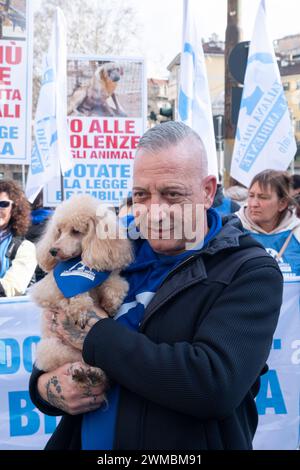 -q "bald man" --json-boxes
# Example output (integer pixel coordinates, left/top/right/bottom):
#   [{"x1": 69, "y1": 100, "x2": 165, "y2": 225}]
[{"x1": 29, "y1": 122, "x2": 283, "y2": 450}]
